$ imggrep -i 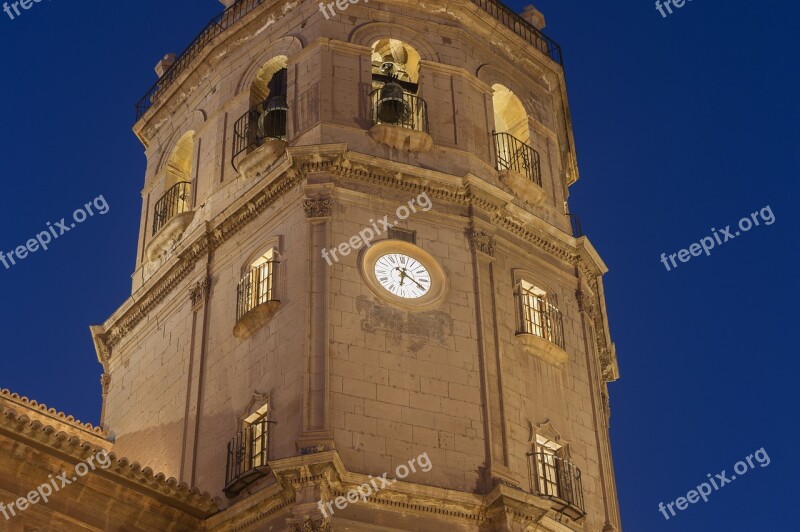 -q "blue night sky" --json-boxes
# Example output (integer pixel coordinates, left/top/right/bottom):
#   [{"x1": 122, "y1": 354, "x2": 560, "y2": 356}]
[{"x1": 0, "y1": 1, "x2": 797, "y2": 530}]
